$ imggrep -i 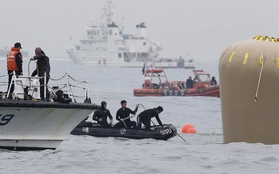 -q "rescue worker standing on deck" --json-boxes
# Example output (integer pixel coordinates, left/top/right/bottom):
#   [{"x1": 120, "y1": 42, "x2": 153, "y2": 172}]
[
  {"x1": 114, "y1": 100, "x2": 139, "y2": 129},
  {"x1": 30, "y1": 47, "x2": 50, "y2": 101},
  {"x1": 93, "y1": 101, "x2": 113, "y2": 127},
  {"x1": 7, "y1": 42, "x2": 23, "y2": 97},
  {"x1": 186, "y1": 76, "x2": 194, "y2": 88},
  {"x1": 137, "y1": 106, "x2": 164, "y2": 130}
]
